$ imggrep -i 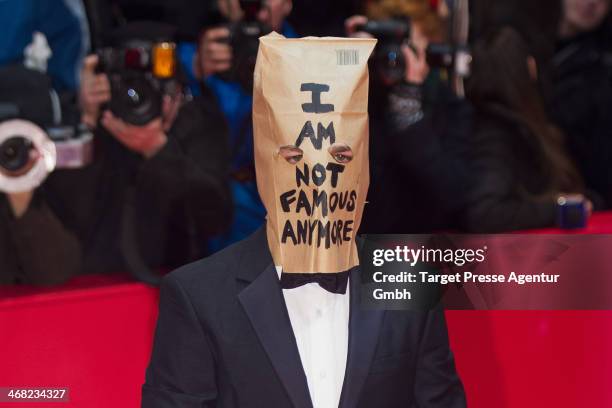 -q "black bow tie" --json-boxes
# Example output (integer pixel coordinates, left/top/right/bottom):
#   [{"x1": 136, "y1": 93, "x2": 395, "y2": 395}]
[{"x1": 280, "y1": 271, "x2": 350, "y2": 294}]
